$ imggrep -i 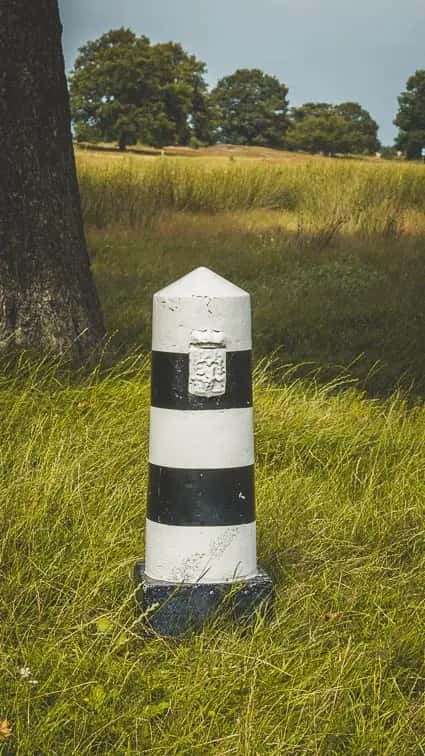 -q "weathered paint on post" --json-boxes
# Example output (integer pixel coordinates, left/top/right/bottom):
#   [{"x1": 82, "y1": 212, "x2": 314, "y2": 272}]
[{"x1": 135, "y1": 267, "x2": 273, "y2": 635}]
